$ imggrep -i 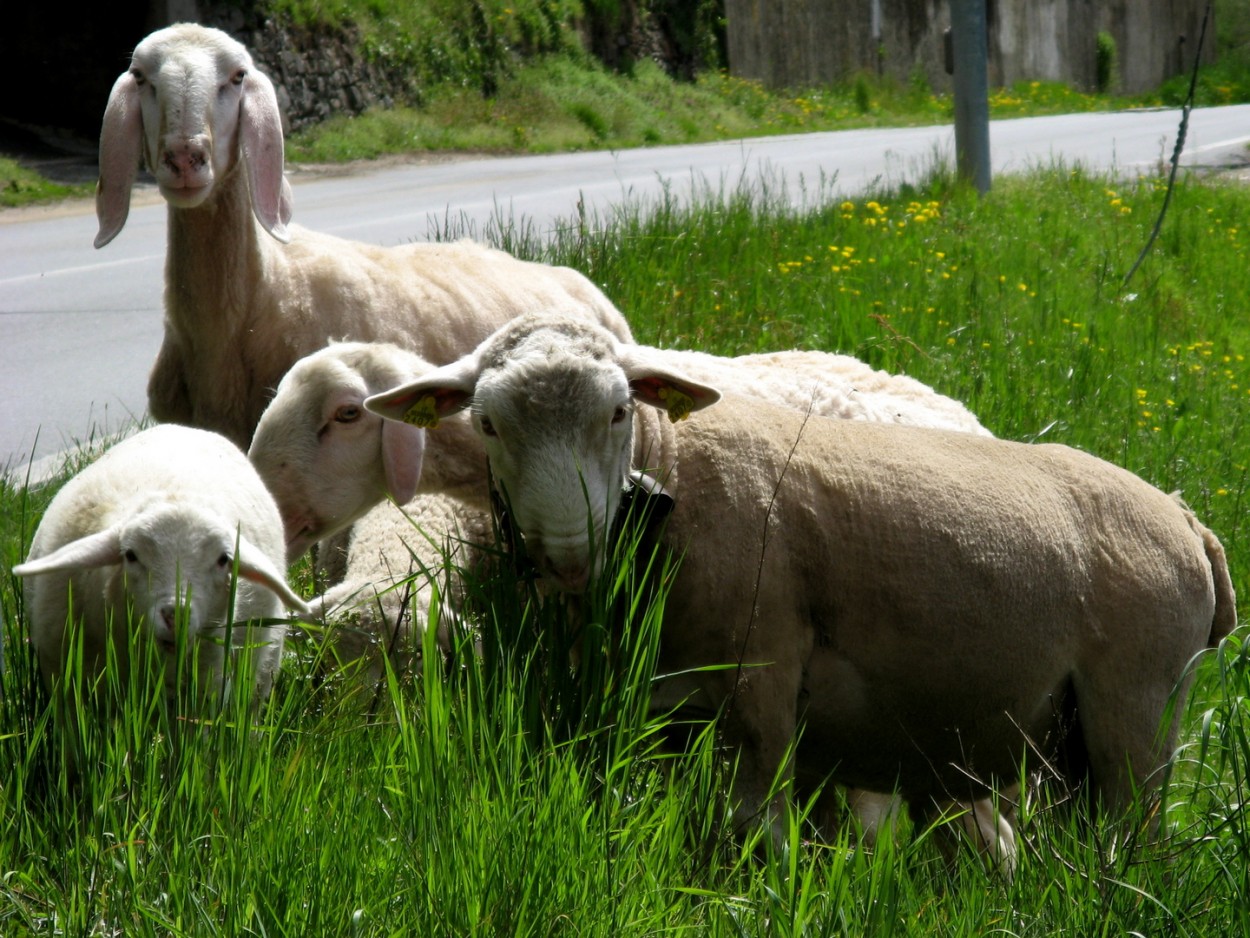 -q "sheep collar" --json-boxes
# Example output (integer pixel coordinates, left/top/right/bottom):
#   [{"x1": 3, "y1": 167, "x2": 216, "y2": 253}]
[{"x1": 487, "y1": 468, "x2": 674, "y2": 585}]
